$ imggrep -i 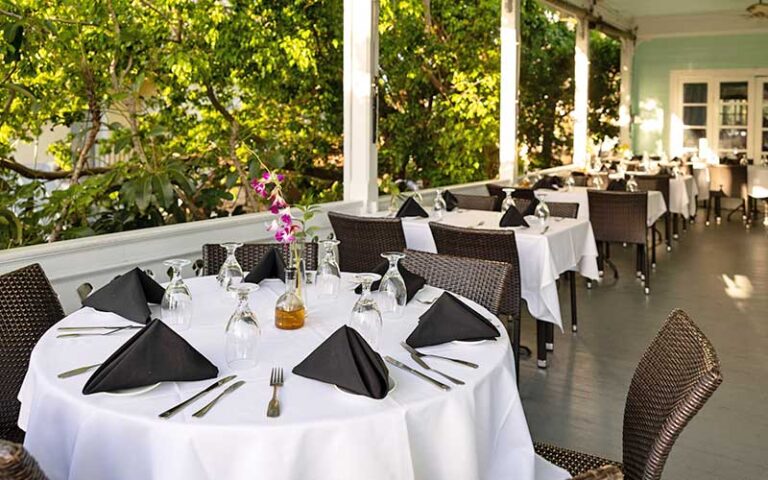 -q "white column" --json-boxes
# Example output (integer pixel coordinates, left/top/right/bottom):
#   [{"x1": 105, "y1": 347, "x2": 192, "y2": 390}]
[
  {"x1": 572, "y1": 17, "x2": 590, "y2": 168},
  {"x1": 343, "y1": 0, "x2": 379, "y2": 212},
  {"x1": 499, "y1": 0, "x2": 521, "y2": 182},
  {"x1": 619, "y1": 38, "x2": 634, "y2": 149}
]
